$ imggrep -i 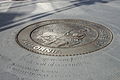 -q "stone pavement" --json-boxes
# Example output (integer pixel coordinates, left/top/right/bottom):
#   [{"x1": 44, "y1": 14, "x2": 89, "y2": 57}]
[{"x1": 0, "y1": 0, "x2": 120, "y2": 80}]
